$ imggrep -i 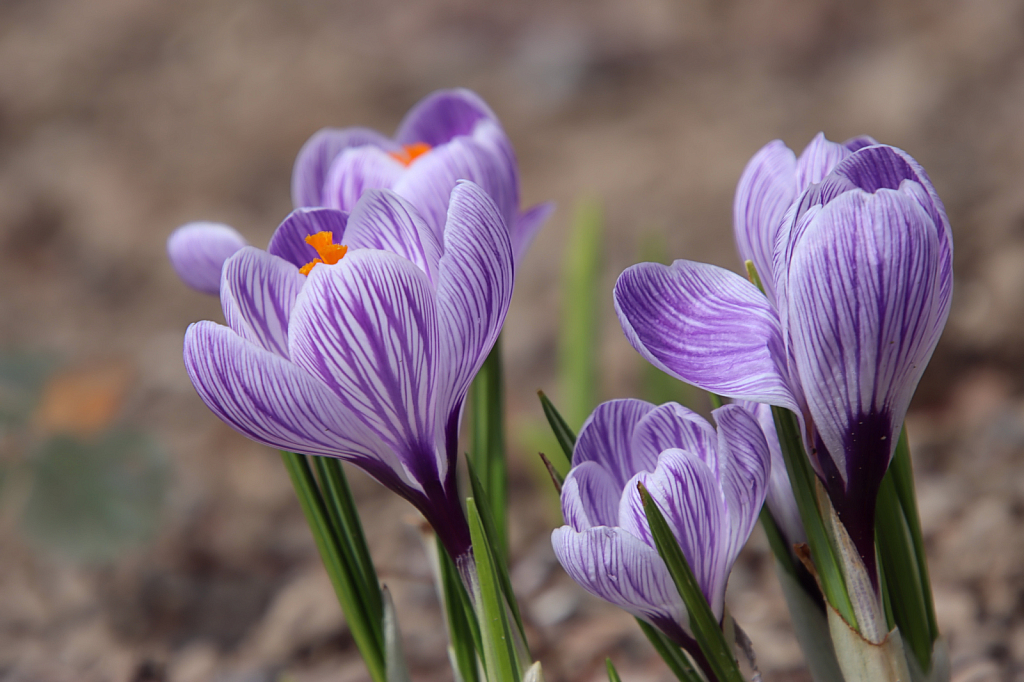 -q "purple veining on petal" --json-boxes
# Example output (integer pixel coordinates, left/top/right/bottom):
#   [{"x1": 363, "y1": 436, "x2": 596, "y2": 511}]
[
  {"x1": 434, "y1": 182, "x2": 515, "y2": 429},
  {"x1": 292, "y1": 127, "x2": 398, "y2": 208},
  {"x1": 733, "y1": 140, "x2": 797, "y2": 305},
  {"x1": 561, "y1": 462, "x2": 621, "y2": 530},
  {"x1": 552, "y1": 525, "x2": 687, "y2": 629},
  {"x1": 322, "y1": 146, "x2": 406, "y2": 213},
  {"x1": 393, "y1": 125, "x2": 519, "y2": 244},
  {"x1": 345, "y1": 189, "x2": 443, "y2": 285},
  {"x1": 615, "y1": 260, "x2": 798, "y2": 411},
  {"x1": 630, "y1": 402, "x2": 717, "y2": 472},
  {"x1": 795, "y1": 133, "x2": 853, "y2": 191},
  {"x1": 167, "y1": 222, "x2": 247, "y2": 295},
  {"x1": 267, "y1": 208, "x2": 350, "y2": 269},
  {"x1": 574, "y1": 399, "x2": 657, "y2": 488},
  {"x1": 221, "y1": 247, "x2": 305, "y2": 358},
  {"x1": 288, "y1": 250, "x2": 443, "y2": 486},
  {"x1": 184, "y1": 321, "x2": 403, "y2": 475},
  {"x1": 712, "y1": 404, "x2": 771, "y2": 563}
]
